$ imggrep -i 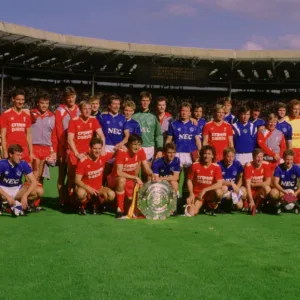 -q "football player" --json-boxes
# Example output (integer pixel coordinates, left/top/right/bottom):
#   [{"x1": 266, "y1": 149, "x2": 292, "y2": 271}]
[
  {"x1": 192, "y1": 103, "x2": 206, "y2": 140},
  {"x1": 156, "y1": 96, "x2": 173, "y2": 140},
  {"x1": 90, "y1": 95, "x2": 101, "y2": 117},
  {"x1": 55, "y1": 87, "x2": 80, "y2": 208},
  {"x1": 68, "y1": 101, "x2": 105, "y2": 197},
  {"x1": 249, "y1": 101, "x2": 265, "y2": 131},
  {"x1": 166, "y1": 102, "x2": 201, "y2": 169},
  {"x1": 244, "y1": 148, "x2": 271, "y2": 213},
  {"x1": 185, "y1": 145, "x2": 223, "y2": 217},
  {"x1": 257, "y1": 113, "x2": 286, "y2": 174},
  {"x1": 1, "y1": 89, "x2": 33, "y2": 164},
  {"x1": 203, "y1": 104, "x2": 234, "y2": 162},
  {"x1": 0, "y1": 144, "x2": 42, "y2": 216},
  {"x1": 218, "y1": 148, "x2": 245, "y2": 211},
  {"x1": 275, "y1": 102, "x2": 292, "y2": 149},
  {"x1": 75, "y1": 138, "x2": 115, "y2": 215},
  {"x1": 107, "y1": 134, "x2": 154, "y2": 219},
  {"x1": 133, "y1": 91, "x2": 163, "y2": 162},
  {"x1": 285, "y1": 99, "x2": 300, "y2": 165},
  {"x1": 221, "y1": 97, "x2": 236, "y2": 124},
  {"x1": 232, "y1": 106, "x2": 257, "y2": 165},
  {"x1": 270, "y1": 149, "x2": 300, "y2": 214},
  {"x1": 123, "y1": 100, "x2": 141, "y2": 136}
]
